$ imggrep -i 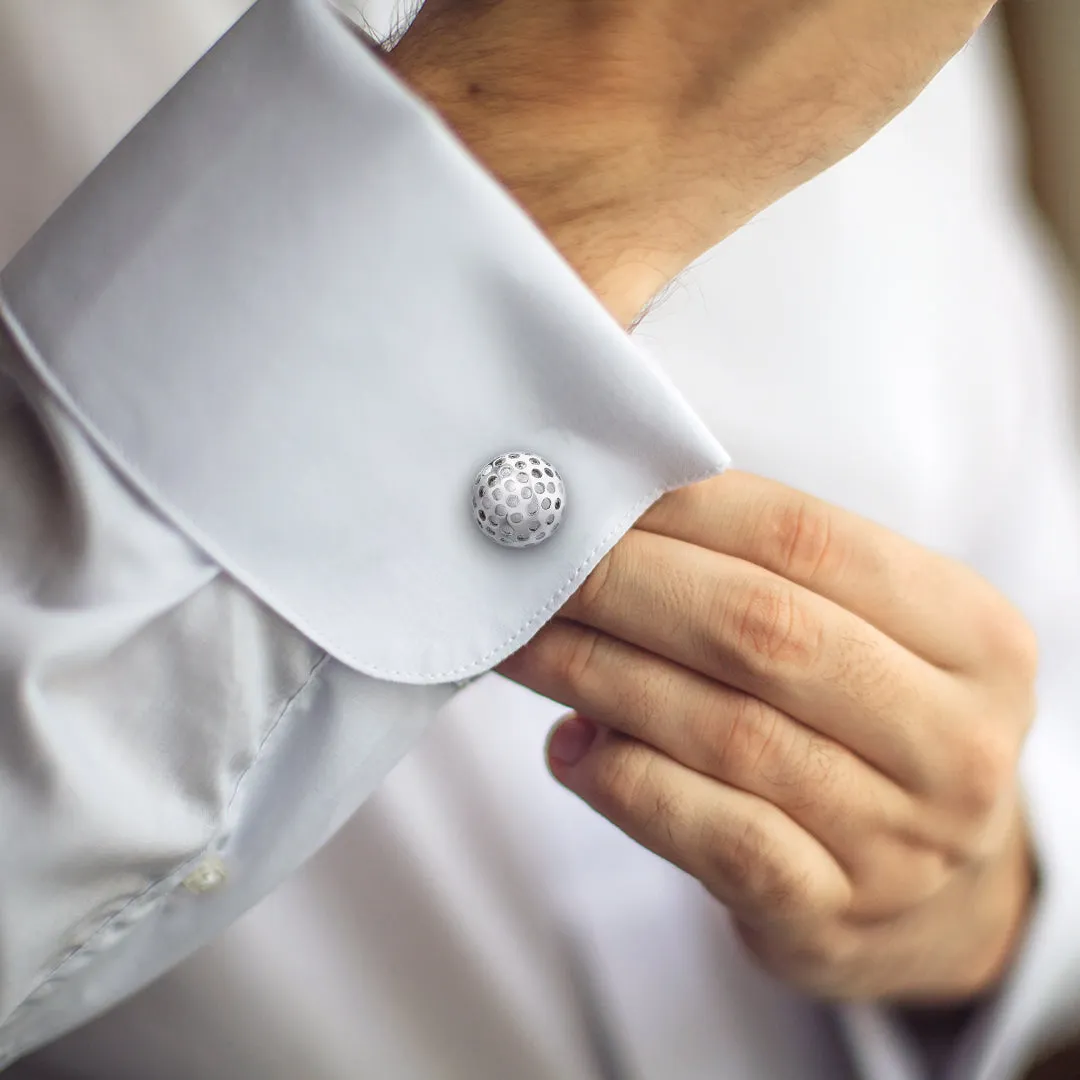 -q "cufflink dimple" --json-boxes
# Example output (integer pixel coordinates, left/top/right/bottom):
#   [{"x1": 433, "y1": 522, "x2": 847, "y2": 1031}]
[{"x1": 473, "y1": 452, "x2": 565, "y2": 547}]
